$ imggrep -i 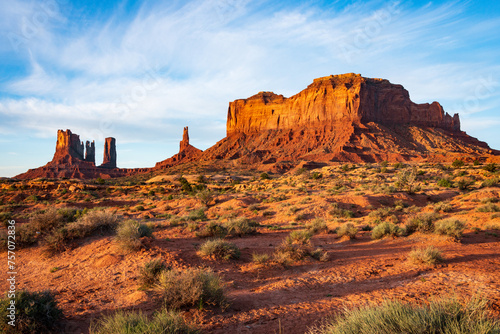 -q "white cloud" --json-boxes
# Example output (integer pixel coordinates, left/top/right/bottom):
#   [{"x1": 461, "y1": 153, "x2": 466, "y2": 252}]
[{"x1": 1, "y1": 0, "x2": 499, "y2": 175}]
